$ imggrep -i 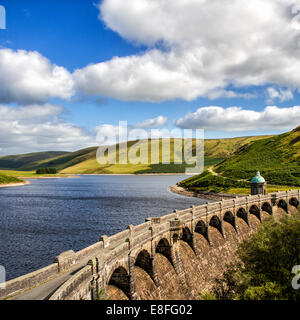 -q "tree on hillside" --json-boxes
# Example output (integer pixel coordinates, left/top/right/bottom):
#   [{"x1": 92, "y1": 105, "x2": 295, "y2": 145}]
[
  {"x1": 212, "y1": 213, "x2": 300, "y2": 300},
  {"x1": 36, "y1": 167, "x2": 57, "y2": 174}
]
